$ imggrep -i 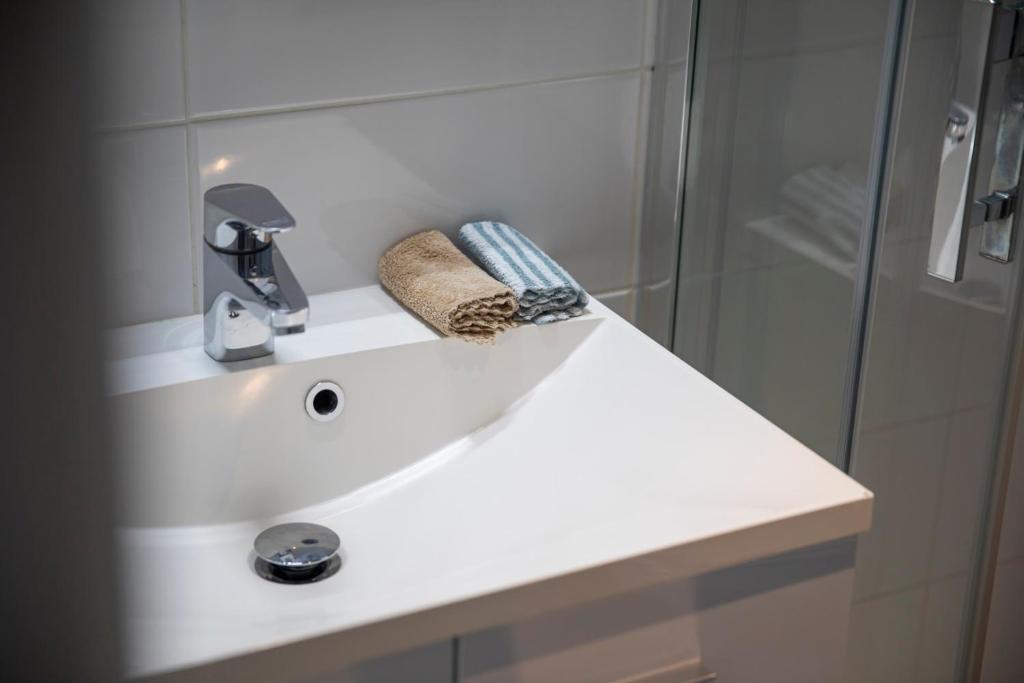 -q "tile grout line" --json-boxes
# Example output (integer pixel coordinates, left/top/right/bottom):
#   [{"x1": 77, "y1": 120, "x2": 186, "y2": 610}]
[
  {"x1": 178, "y1": 0, "x2": 202, "y2": 314},
  {"x1": 97, "y1": 66, "x2": 647, "y2": 134},
  {"x1": 102, "y1": 116, "x2": 189, "y2": 133},
  {"x1": 852, "y1": 568, "x2": 972, "y2": 606},
  {"x1": 859, "y1": 404, "x2": 997, "y2": 438}
]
